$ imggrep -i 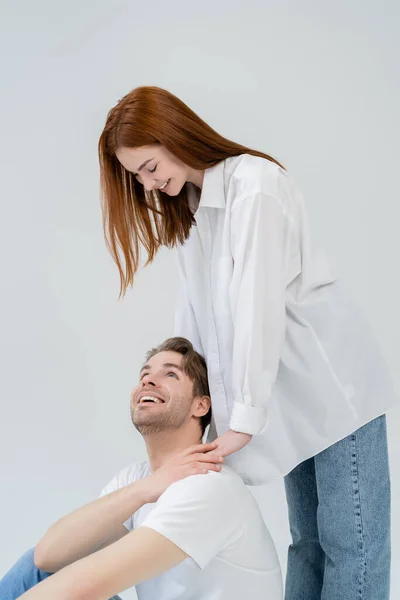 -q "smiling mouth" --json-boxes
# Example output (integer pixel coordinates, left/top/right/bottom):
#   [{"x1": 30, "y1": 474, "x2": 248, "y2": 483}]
[
  {"x1": 159, "y1": 179, "x2": 170, "y2": 191},
  {"x1": 138, "y1": 395, "x2": 165, "y2": 405}
]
